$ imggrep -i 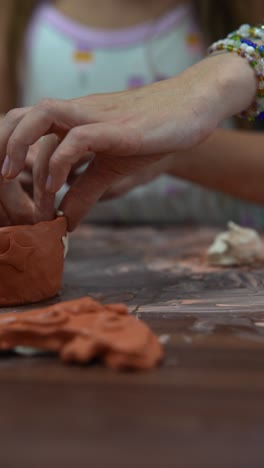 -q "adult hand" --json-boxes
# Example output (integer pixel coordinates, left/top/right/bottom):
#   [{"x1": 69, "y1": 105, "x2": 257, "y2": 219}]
[
  {"x1": 0, "y1": 54, "x2": 256, "y2": 230},
  {"x1": 0, "y1": 113, "x2": 35, "y2": 226}
]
